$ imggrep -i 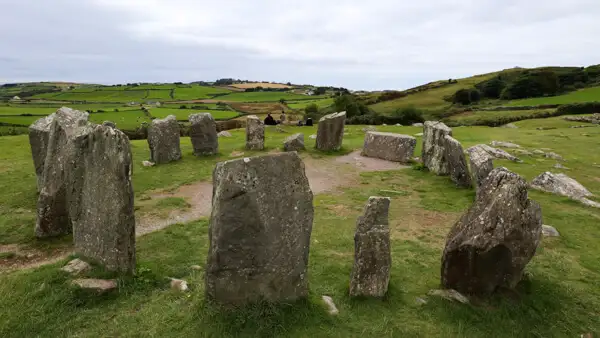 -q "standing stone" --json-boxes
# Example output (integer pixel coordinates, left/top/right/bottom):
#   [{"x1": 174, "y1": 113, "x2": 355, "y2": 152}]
[
  {"x1": 190, "y1": 113, "x2": 218, "y2": 156},
  {"x1": 68, "y1": 124, "x2": 136, "y2": 274},
  {"x1": 468, "y1": 146, "x2": 494, "y2": 188},
  {"x1": 444, "y1": 135, "x2": 472, "y2": 188},
  {"x1": 35, "y1": 107, "x2": 89, "y2": 238},
  {"x1": 349, "y1": 197, "x2": 391, "y2": 298},
  {"x1": 206, "y1": 152, "x2": 314, "y2": 306},
  {"x1": 362, "y1": 132, "x2": 416, "y2": 163},
  {"x1": 29, "y1": 113, "x2": 56, "y2": 191},
  {"x1": 441, "y1": 168, "x2": 542, "y2": 295},
  {"x1": 147, "y1": 115, "x2": 181, "y2": 164},
  {"x1": 422, "y1": 121, "x2": 452, "y2": 175},
  {"x1": 283, "y1": 133, "x2": 305, "y2": 152},
  {"x1": 245, "y1": 115, "x2": 265, "y2": 150},
  {"x1": 316, "y1": 111, "x2": 346, "y2": 151}
]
